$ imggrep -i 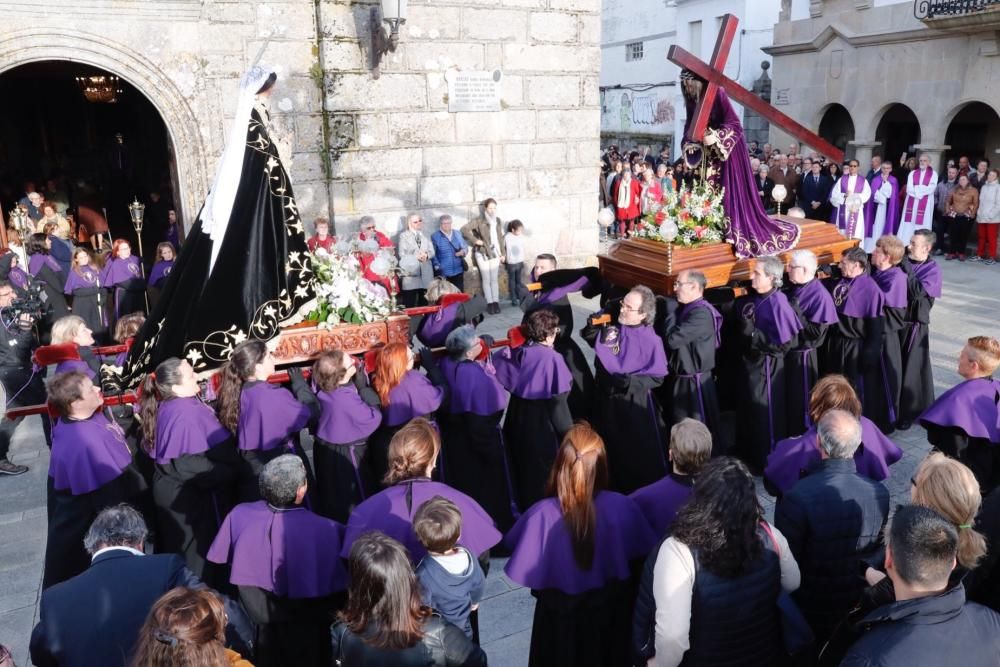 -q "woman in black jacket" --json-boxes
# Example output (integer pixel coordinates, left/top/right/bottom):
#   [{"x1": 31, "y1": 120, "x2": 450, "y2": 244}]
[{"x1": 331, "y1": 532, "x2": 487, "y2": 667}]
